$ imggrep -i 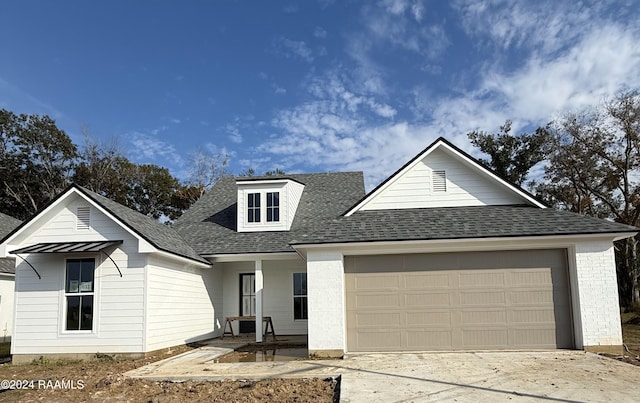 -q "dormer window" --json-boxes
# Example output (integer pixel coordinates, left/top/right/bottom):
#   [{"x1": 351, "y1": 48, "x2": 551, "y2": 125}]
[
  {"x1": 247, "y1": 193, "x2": 261, "y2": 223},
  {"x1": 266, "y1": 192, "x2": 280, "y2": 222},
  {"x1": 236, "y1": 178, "x2": 305, "y2": 232}
]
